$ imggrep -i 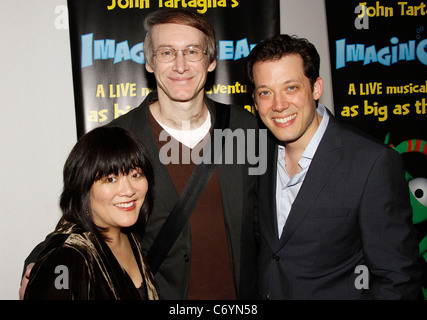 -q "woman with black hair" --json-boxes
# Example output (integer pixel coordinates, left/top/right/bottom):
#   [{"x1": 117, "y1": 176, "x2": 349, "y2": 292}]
[{"x1": 24, "y1": 126, "x2": 158, "y2": 300}]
